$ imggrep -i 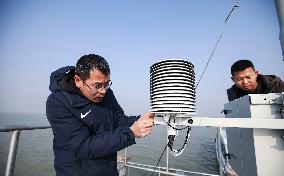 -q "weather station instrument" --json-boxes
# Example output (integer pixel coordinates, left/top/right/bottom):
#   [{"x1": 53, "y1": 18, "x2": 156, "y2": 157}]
[
  {"x1": 150, "y1": 59, "x2": 196, "y2": 157},
  {"x1": 149, "y1": 59, "x2": 284, "y2": 176}
]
